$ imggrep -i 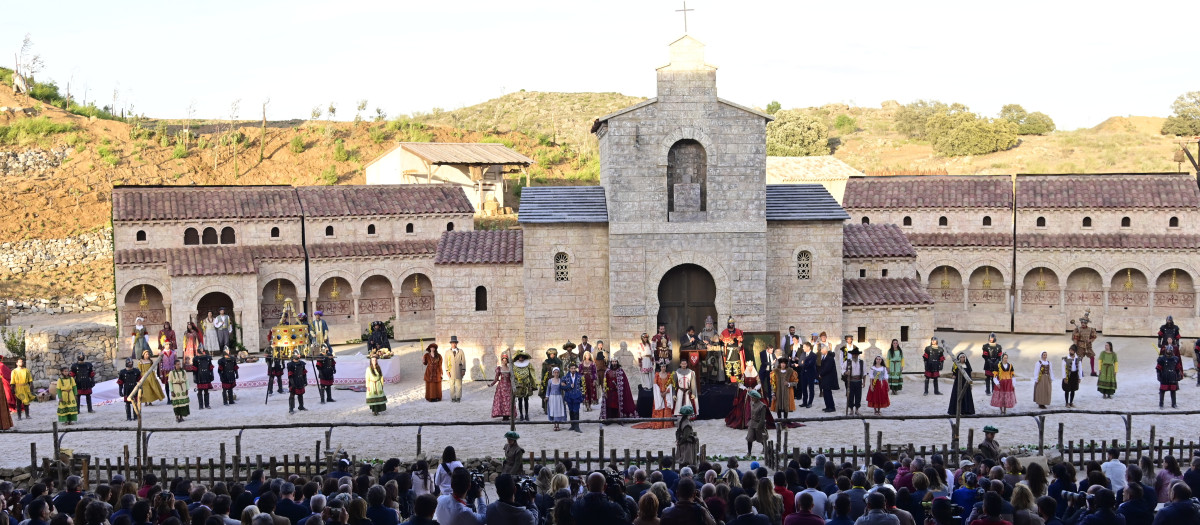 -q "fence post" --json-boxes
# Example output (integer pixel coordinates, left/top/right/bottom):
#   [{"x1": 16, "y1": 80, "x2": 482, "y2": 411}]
[
  {"x1": 599, "y1": 428, "x2": 604, "y2": 463},
  {"x1": 30, "y1": 443, "x2": 37, "y2": 480},
  {"x1": 1149, "y1": 426, "x2": 1157, "y2": 462},
  {"x1": 966, "y1": 428, "x2": 974, "y2": 462},
  {"x1": 1057, "y1": 423, "x2": 1064, "y2": 452},
  {"x1": 416, "y1": 427, "x2": 422, "y2": 457},
  {"x1": 1124, "y1": 414, "x2": 1132, "y2": 458}
]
